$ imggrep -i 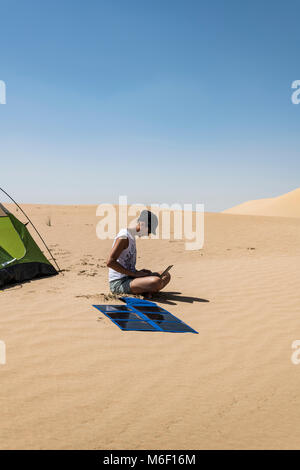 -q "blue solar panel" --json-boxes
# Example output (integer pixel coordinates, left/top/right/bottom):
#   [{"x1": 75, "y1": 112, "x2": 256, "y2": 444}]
[
  {"x1": 153, "y1": 321, "x2": 196, "y2": 333},
  {"x1": 93, "y1": 297, "x2": 198, "y2": 334},
  {"x1": 142, "y1": 312, "x2": 176, "y2": 321},
  {"x1": 114, "y1": 320, "x2": 157, "y2": 331},
  {"x1": 105, "y1": 311, "x2": 142, "y2": 321}
]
